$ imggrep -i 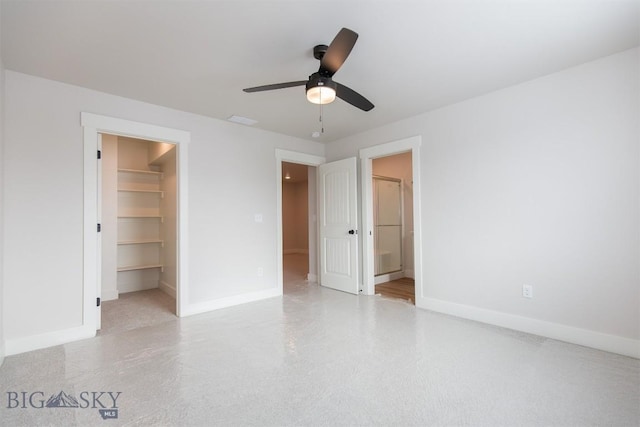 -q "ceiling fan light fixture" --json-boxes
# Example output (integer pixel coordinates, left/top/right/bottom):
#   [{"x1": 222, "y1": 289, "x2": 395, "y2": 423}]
[
  {"x1": 306, "y1": 85, "x2": 336, "y2": 105},
  {"x1": 306, "y1": 75, "x2": 337, "y2": 105}
]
